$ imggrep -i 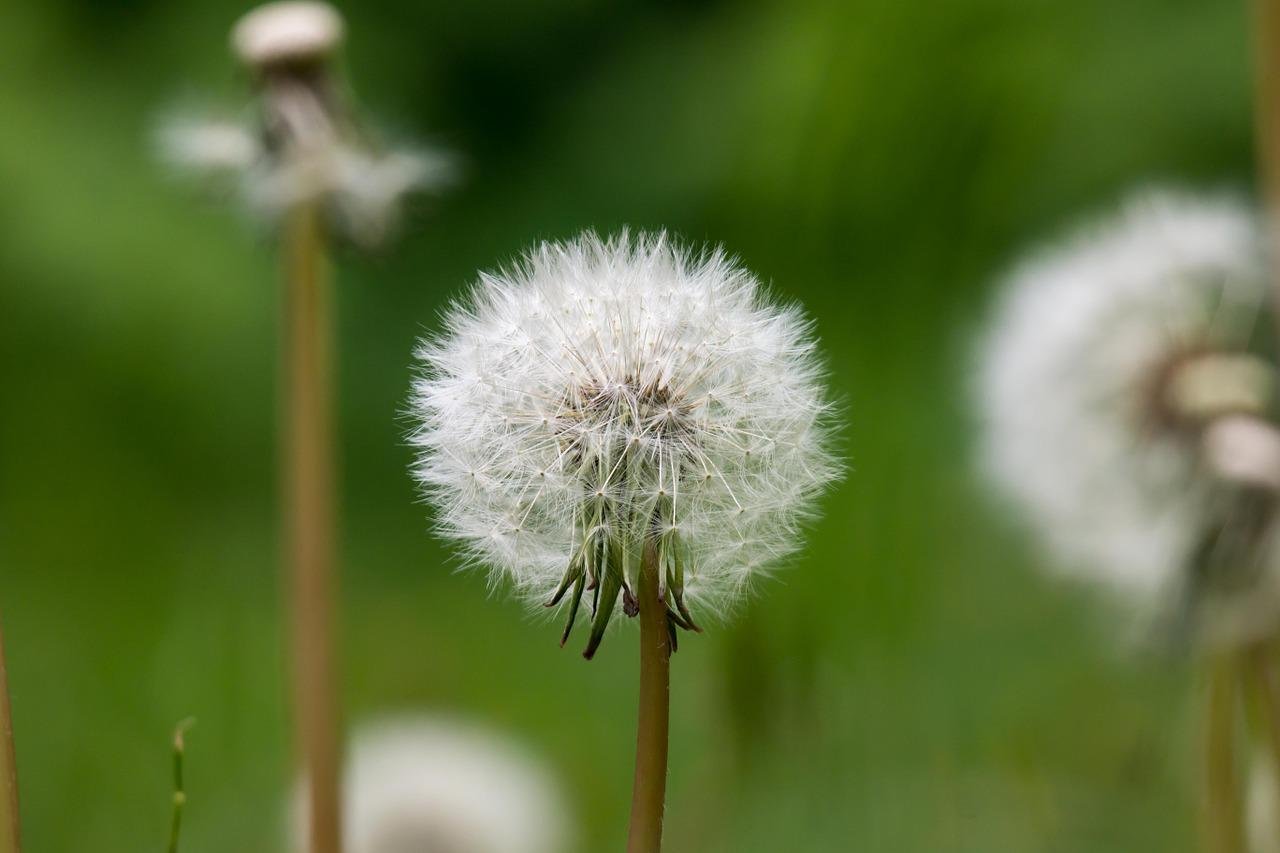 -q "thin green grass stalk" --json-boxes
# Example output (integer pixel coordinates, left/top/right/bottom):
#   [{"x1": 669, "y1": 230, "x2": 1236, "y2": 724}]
[
  {"x1": 167, "y1": 719, "x2": 195, "y2": 853},
  {"x1": 0, "y1": 617, "x2": 19, "y2": 853}
]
